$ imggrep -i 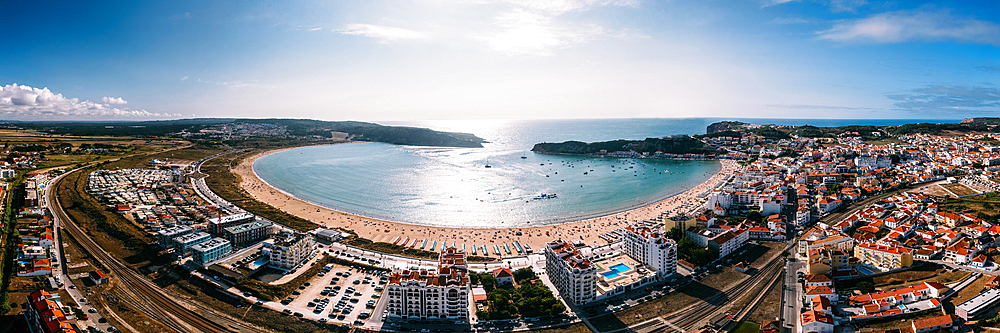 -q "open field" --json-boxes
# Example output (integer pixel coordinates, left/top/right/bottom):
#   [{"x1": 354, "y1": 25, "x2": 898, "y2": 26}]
[
  {"x1": 942, "y1": 183, "x2": 980, "y2": 197},
  {"x1": 869, "y1": 263, "x2": 968, "y2": 290},
  {"x1": 938, "y1": 192, "x2": 1000, "y2": 219}
]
